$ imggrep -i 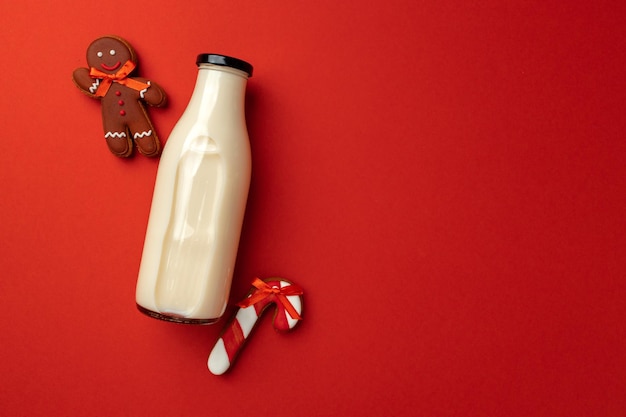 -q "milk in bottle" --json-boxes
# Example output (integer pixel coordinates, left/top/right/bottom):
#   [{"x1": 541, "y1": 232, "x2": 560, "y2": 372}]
[{"x1": 136, "y1": 54, "x2": 253, "y2": 324}]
